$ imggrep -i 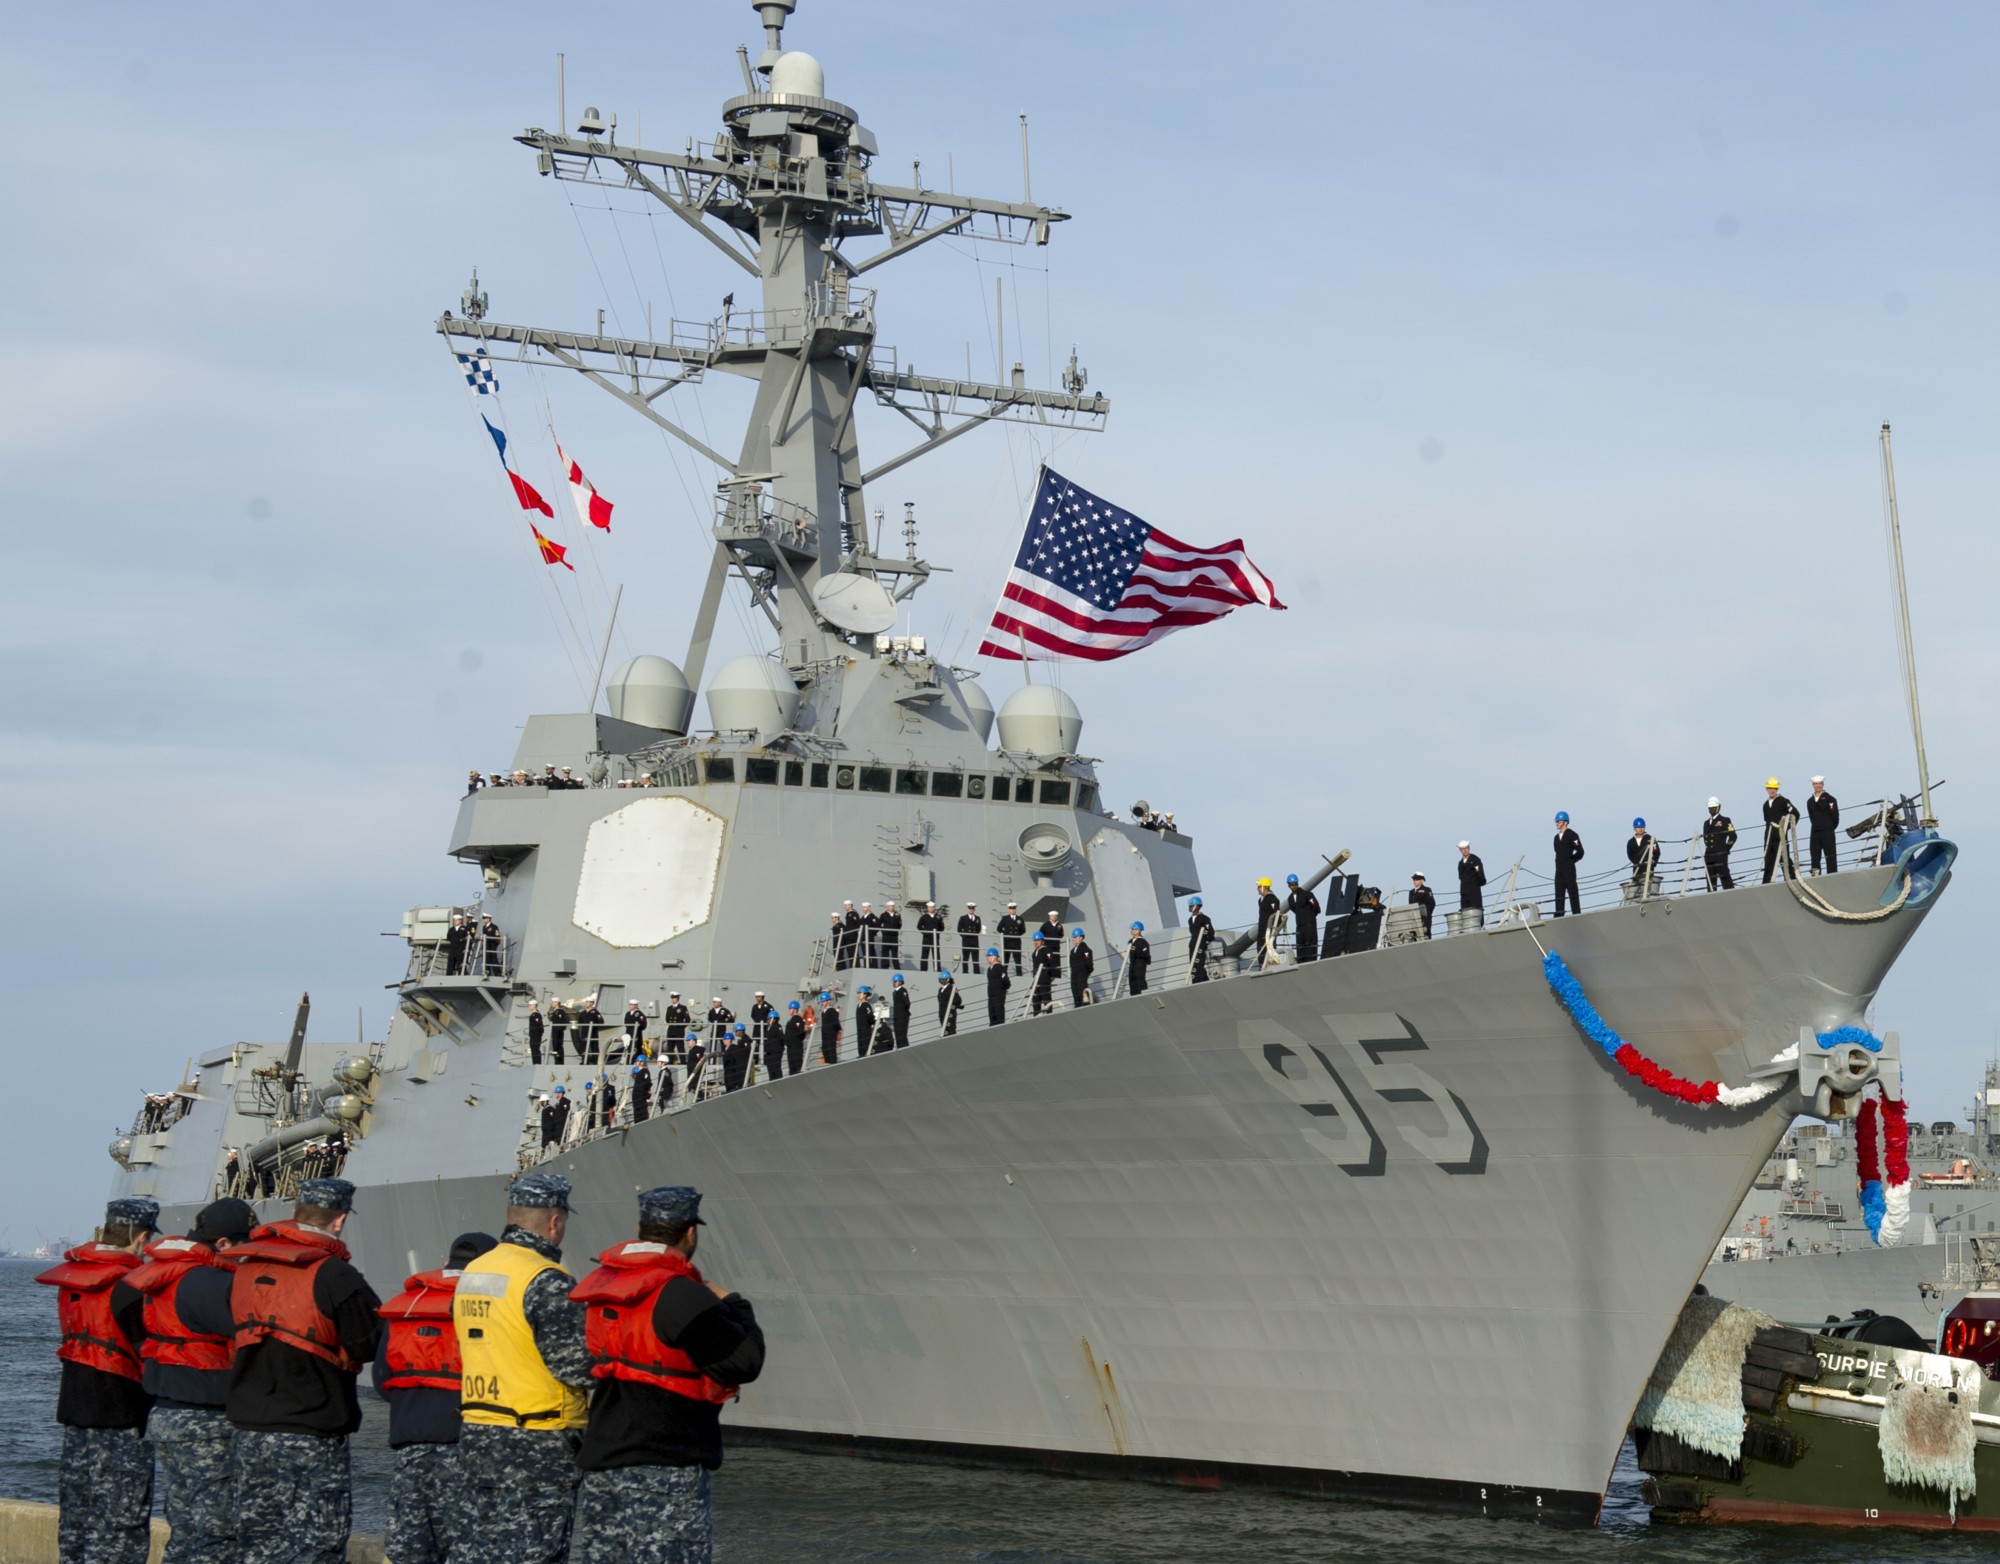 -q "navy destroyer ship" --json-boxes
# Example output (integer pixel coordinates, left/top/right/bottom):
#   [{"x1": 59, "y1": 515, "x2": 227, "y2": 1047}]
[{"x1": 102, "y1": 0, "x2": 1957, "y2": 1523}]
